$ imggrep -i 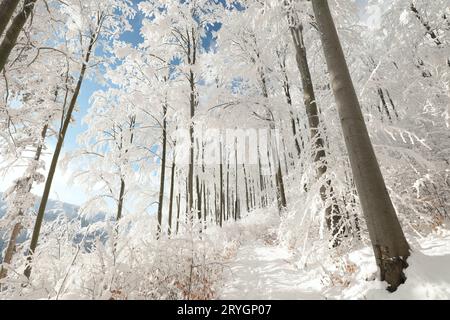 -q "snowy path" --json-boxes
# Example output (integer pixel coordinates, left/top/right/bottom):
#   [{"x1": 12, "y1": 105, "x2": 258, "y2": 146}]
[
  {"x1": 218, "y1": 229, "x2": 450, "y2": 300},
  {"x1": 219, "y1": 240, "x2": 323, "y2": 299}
]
